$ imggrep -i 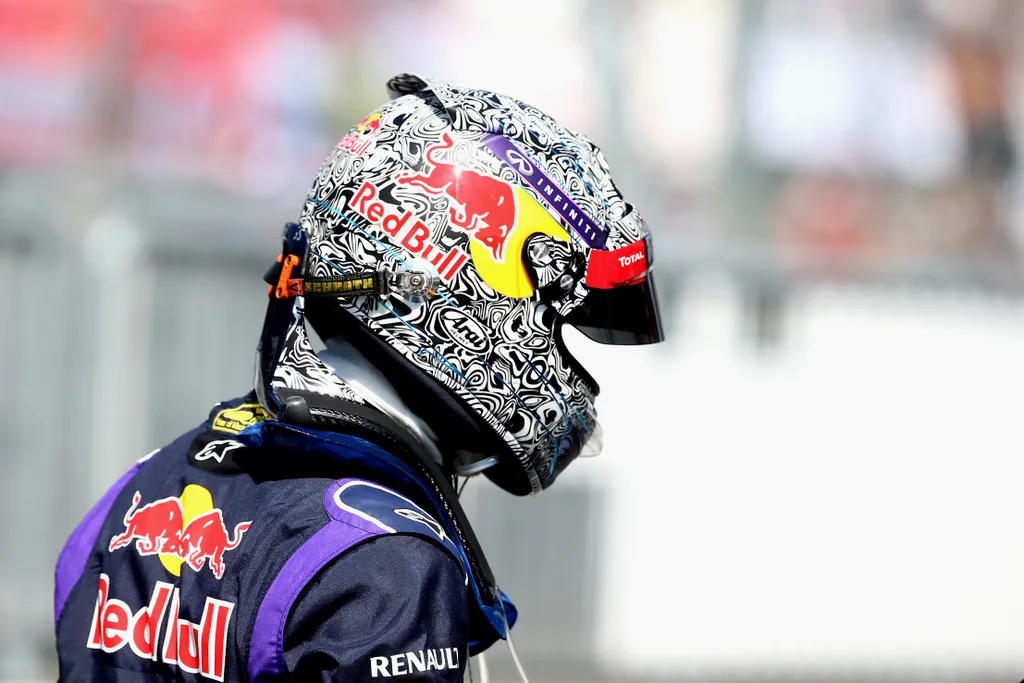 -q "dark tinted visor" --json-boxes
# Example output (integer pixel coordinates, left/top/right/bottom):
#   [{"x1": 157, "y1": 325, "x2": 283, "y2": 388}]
[{"x1": 564, "y1": 271, "x2": 665, "y2": 345}]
